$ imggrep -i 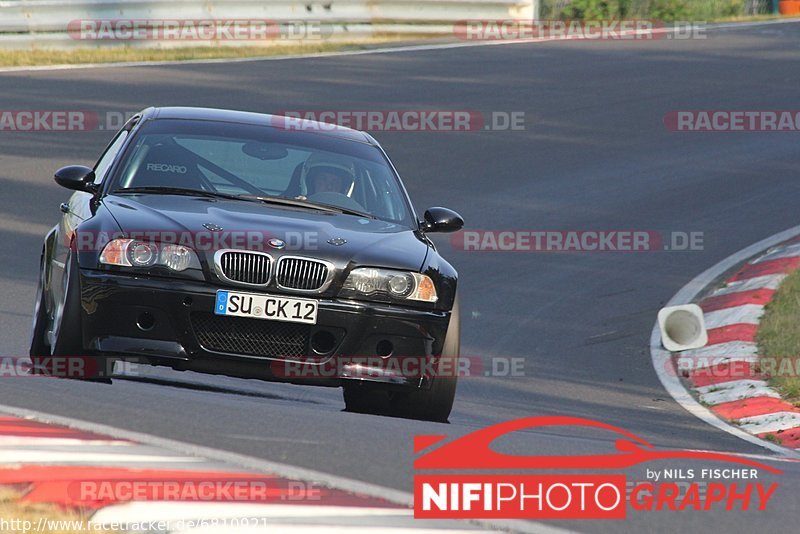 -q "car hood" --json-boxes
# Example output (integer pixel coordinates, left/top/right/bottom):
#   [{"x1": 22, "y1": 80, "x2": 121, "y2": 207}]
[{"x1": 102, "y1": 194, "x2": 429, "y2": 272}]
